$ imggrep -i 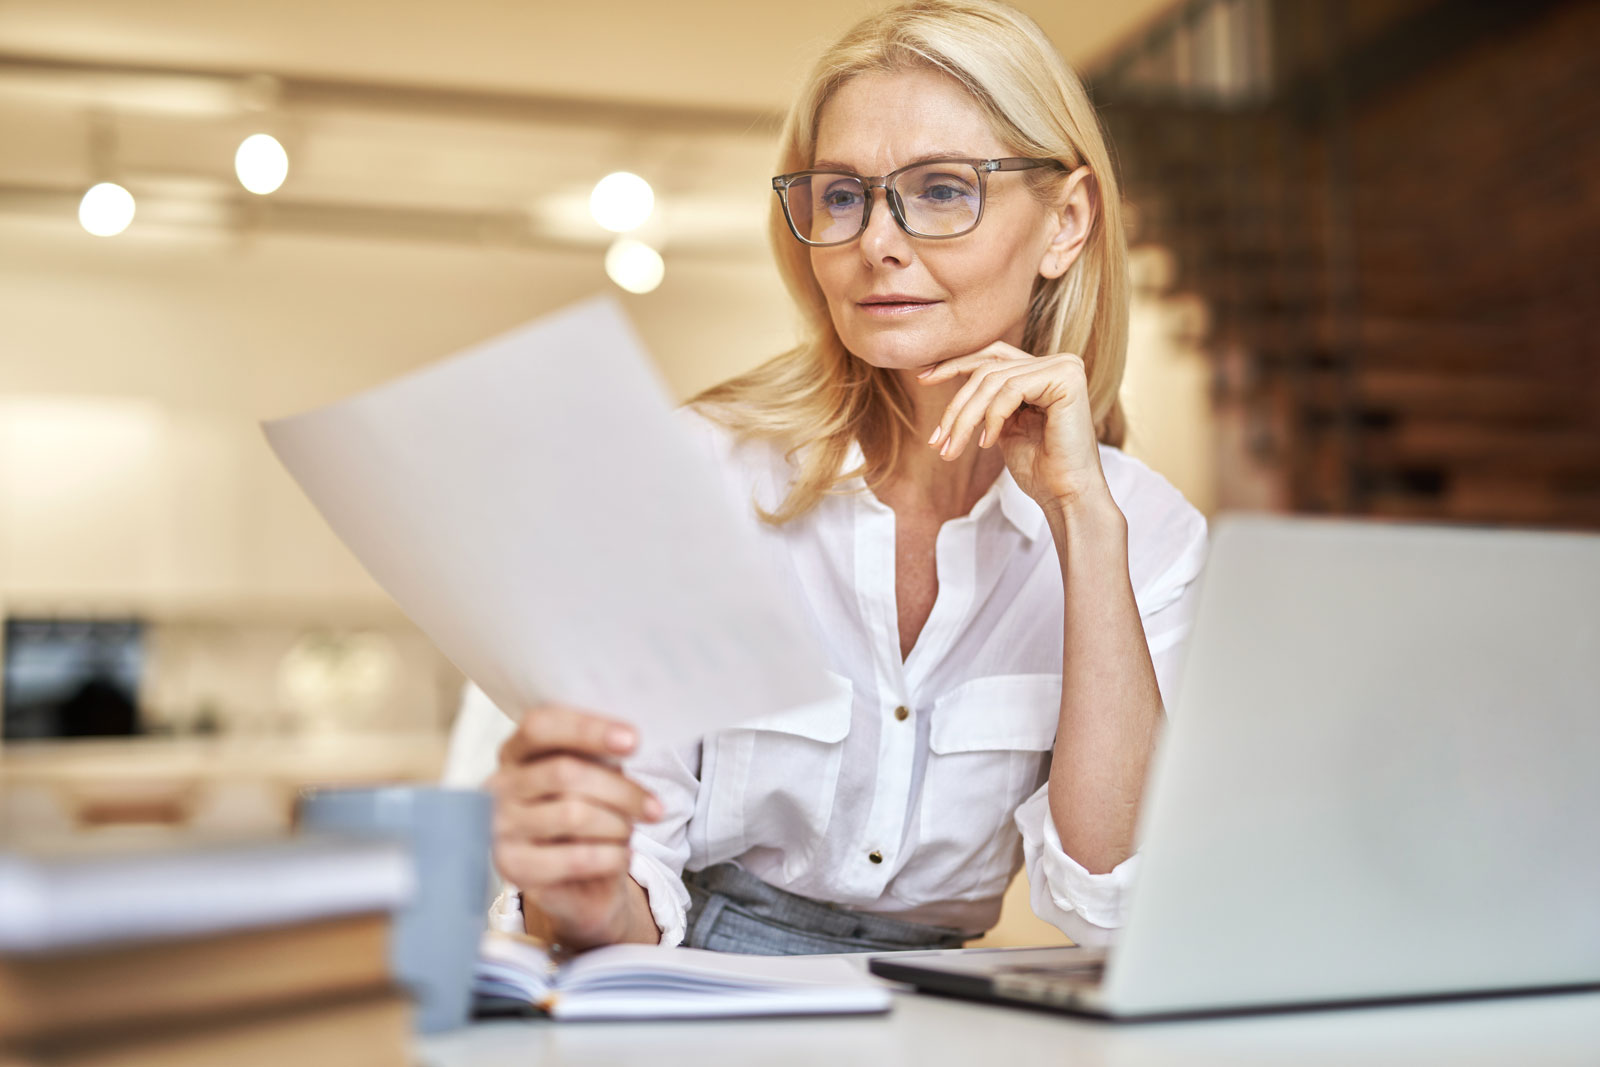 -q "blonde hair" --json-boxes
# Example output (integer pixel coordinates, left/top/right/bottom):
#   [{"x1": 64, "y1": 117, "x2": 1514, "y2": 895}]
[{"x1": 689, "y1": 0, "x2": 1130, "y2": 525}]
